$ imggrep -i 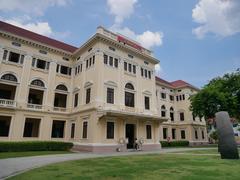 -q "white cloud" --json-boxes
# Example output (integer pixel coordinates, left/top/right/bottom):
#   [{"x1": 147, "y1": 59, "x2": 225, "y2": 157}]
[
  {"x1": 111, "y1": 26, "x2": 163, "y2": 49},
  {"x1": 0, "y1": 0, "x2": 70, "y2": 16},
  {"x1": 107, "y1": 0, "x2": 137, "y2": 25},
  {"x1": 4, "y1": 18, "x2": 53, "y2": 36},
  {"x1": 155, "y1": 64, "x2": 162, "y2": 77},
  {"x1": 192, "y1": 0, "x2": 240, "y2": 38},
  {"x1": 136, "y1": 31, "x2": 163, "y2": 49}
]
